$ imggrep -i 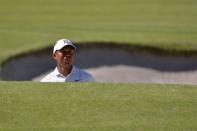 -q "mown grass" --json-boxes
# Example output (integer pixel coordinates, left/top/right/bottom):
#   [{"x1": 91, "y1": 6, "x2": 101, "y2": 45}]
[
  {"x1": 0, "y1": 82, "x2": 196, "y2": 131},
  {"x1": 0, "y1": 0, "x2": 197, "y2": 63},
  {"x1": 0, "y1": 1, "x2": 197, "y2": 130}
]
